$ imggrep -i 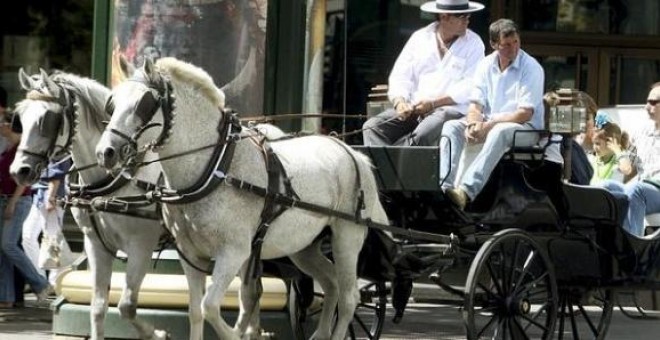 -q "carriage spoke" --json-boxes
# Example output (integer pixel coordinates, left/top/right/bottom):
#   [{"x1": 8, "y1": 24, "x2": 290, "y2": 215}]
[
  {"x1": 514, "y1": 250, "x2": 537, "y2": 290},
  {"x1": 514, "y1": 271, "x2": 549, "y2": 296},
  {"x1": 487, "y1": 258, "x2": 504, "y2": 296},
  {"x1": 577, "y1": 301, "x2": 599, "y2": 336},
  {"x1": 522, "y1": 302, "x2": 550, "y2": 331},
  {"x1": 508, "y1": 240, "x2": 524, "y2": 290},
  {"x1": 352, "y1": 314, "x2": 374, "y2": 338},
  {"x1": 476, "y1": 314, "x2": 499, "y2": 338},
  {"x1": 497, "y1": 243, "x2": 509, "y2": 293},
  {"x1": 510, "y1": 317, "x2": 531, "y2": 340},
  {"x1": 568, "y1": 299, "x2": 581, "y2": 340}
]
